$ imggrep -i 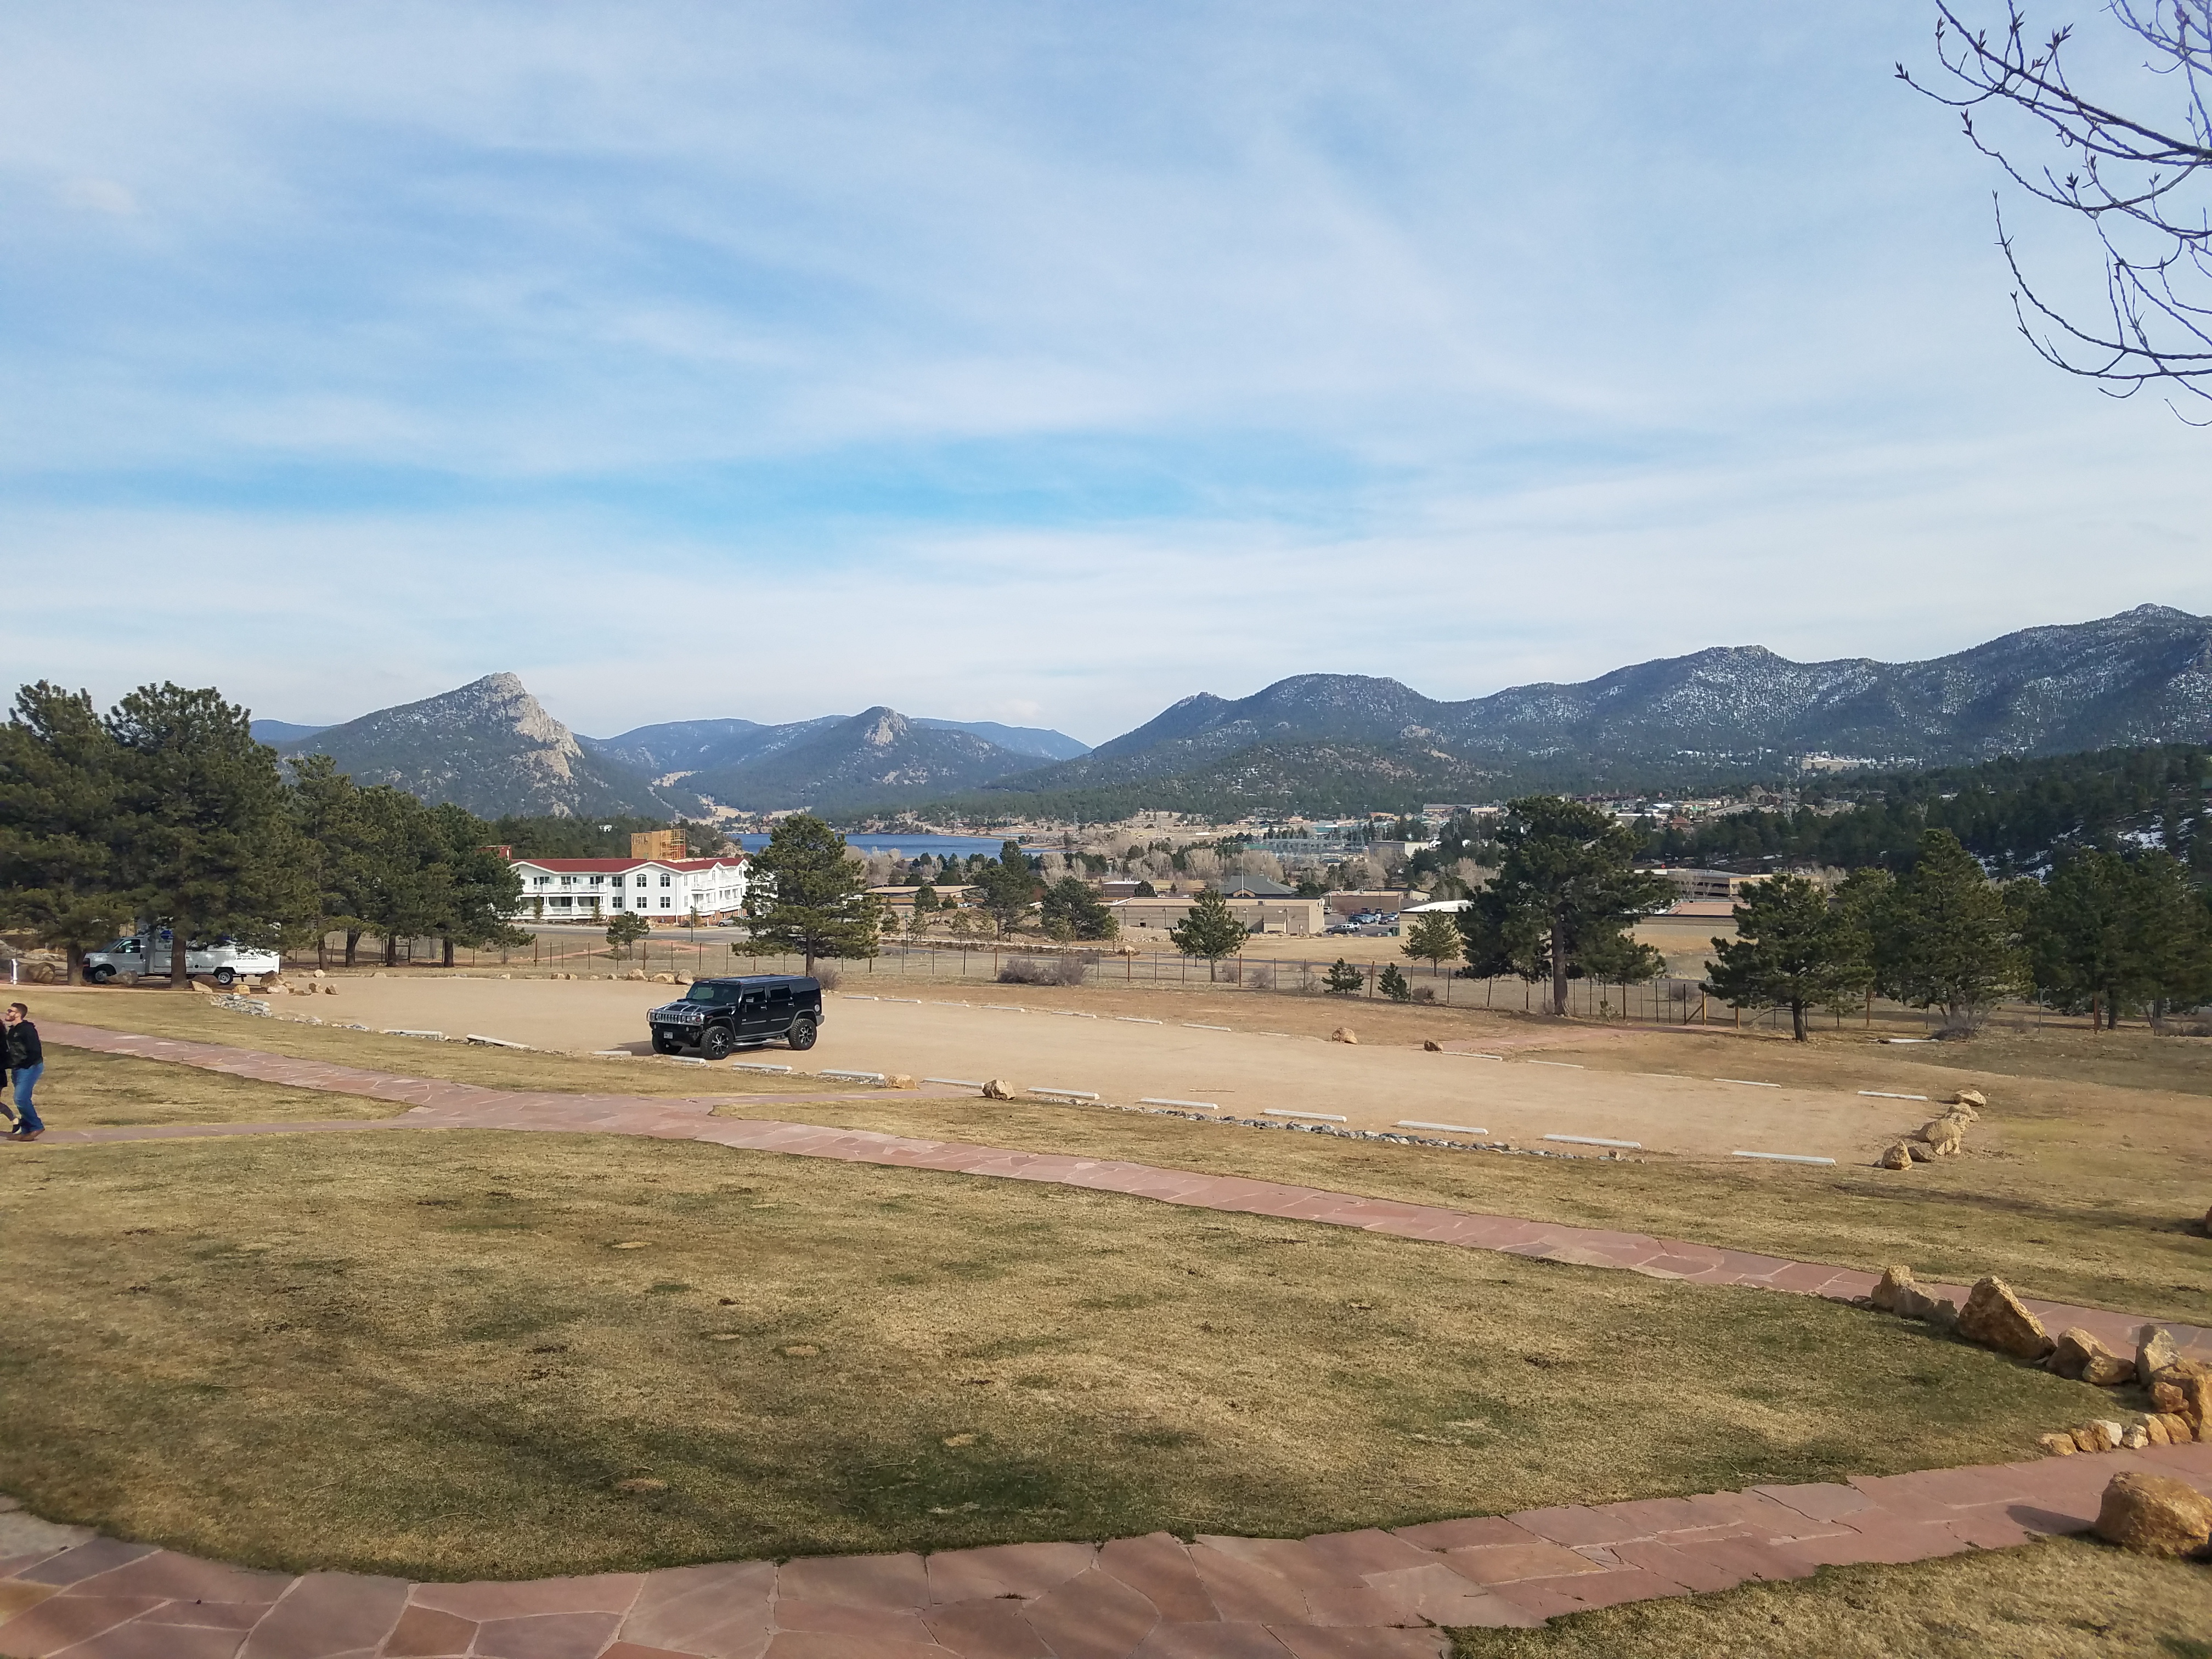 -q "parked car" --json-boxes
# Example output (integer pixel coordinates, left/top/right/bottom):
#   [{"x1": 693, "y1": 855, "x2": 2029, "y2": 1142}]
[
  {"x1": 82, "y1": 933, "x2": 284, "y2": 986},
  {"x1": 1324, "y1": 921, "x2": 1361, "y2": 936},
  {"x1": 648, "y1": 974, "x2": 824, "y2": 1059}
]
